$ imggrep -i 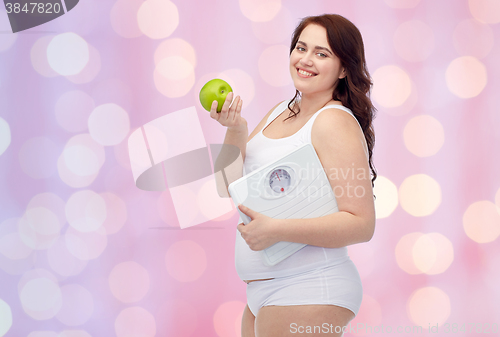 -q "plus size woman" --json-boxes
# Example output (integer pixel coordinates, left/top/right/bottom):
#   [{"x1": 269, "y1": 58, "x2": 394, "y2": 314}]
[{"x1": 210, "y1": 14, "x2": 377, "y2": 337}]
